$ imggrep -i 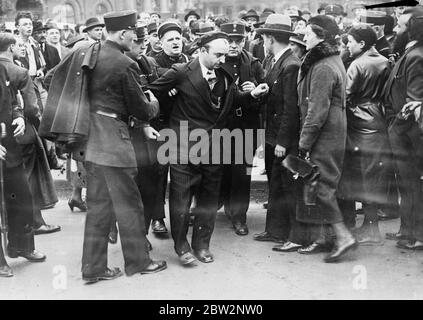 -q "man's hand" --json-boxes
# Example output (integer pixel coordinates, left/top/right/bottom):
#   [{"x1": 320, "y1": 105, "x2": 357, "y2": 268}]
[
  {"x1": 274, "y1": 144, "x2": 286, "y2": 158},
  {"x1": 36, "y1": 69, "x2": 44, "y2": 79},
  {"x1": 251, "y1": 83, "x2": 269, "y2": 99},
  {"x1": 168, "y1": 88, "x2": 178, "y2": 97},
  {"x1": 241, "y1": 81, "x2": 256, "y2": 92},
  {"x1": 12, "y1": 117, "x2": 25, "y2": 137},
  {"x1": 144, "y1": 90, "x2": 159, "y2": 103},
  {"x1": 401, "y1": 101, "x2": 422, "y2": 121},
  {"x1": 143, "y1": 126, "x2": 160, "y2": 140},
  {"x1": 0, "y1": 145, "x2": 6, "y2": 161}
]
